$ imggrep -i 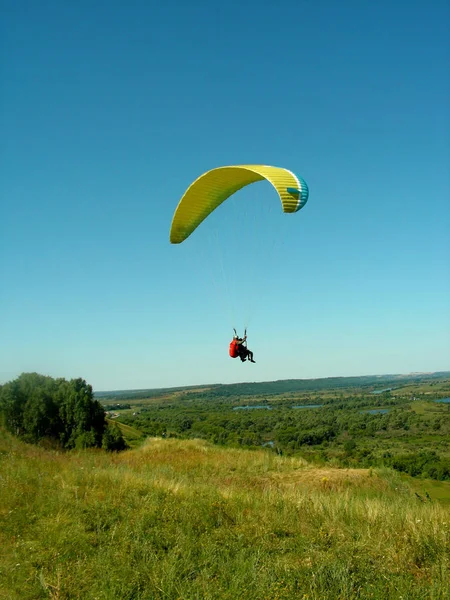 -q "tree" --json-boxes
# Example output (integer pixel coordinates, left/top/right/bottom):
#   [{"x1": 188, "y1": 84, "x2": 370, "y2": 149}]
[
  {"x1": 102, "y1": 423, "x2": 128, "y2": 451},
  {"x1": 0, "y1": 373, "x2": 110, "y2": 450}
]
